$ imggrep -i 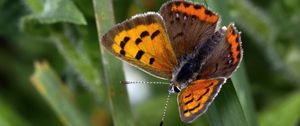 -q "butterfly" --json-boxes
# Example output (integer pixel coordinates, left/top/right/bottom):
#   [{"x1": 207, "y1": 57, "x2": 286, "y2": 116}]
[{"x1": 101, "y1": 0, "x2": 243, "y2": 123}]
